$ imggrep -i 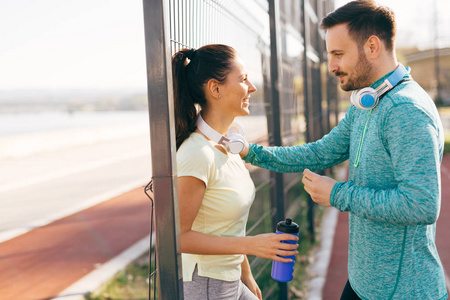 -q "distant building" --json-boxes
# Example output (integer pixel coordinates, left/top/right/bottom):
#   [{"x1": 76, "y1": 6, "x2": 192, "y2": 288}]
[{"x1": 402, "y1": 47, "x2": 450, "y2": 105}]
